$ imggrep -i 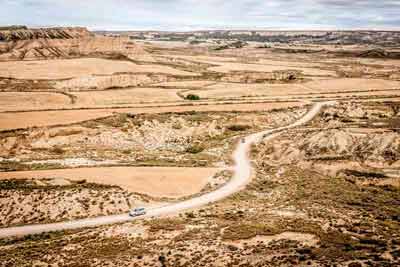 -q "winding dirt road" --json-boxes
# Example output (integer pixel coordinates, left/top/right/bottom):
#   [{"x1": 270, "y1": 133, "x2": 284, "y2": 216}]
[{"x1": 0, "y1": 101, "x2": 334, "y2": 238}]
